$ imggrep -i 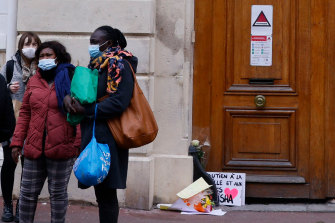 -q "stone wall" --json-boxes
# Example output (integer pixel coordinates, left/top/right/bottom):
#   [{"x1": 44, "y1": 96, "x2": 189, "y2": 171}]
[
  {"x1": 8, "y1": 0, "x2": 194, "y2": 210},
  {"x1": 0, "y1": 0, "x2": 7, "y2": 52},
  {"x1": 0, "y1": 0, "x2": 8, "y2": 70}
]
